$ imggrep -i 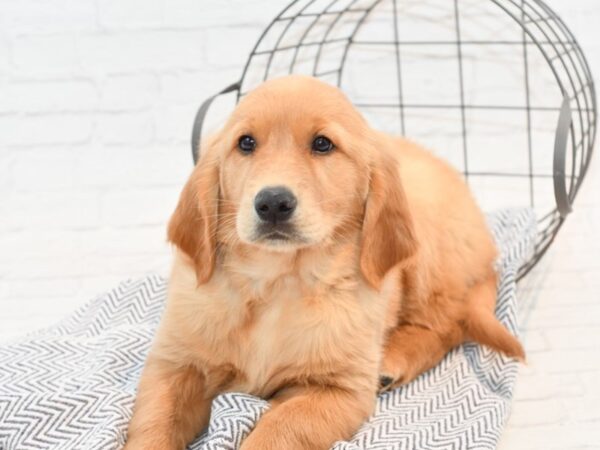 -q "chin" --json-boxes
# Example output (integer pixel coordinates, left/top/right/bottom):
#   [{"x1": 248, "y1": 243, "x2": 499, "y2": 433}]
[
  {"x1": 251, "y1": 235, "x2": 312, "y2": 253},
  {"x1": 239, "y1": 229, "x2": 317, "y2": 253}
]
